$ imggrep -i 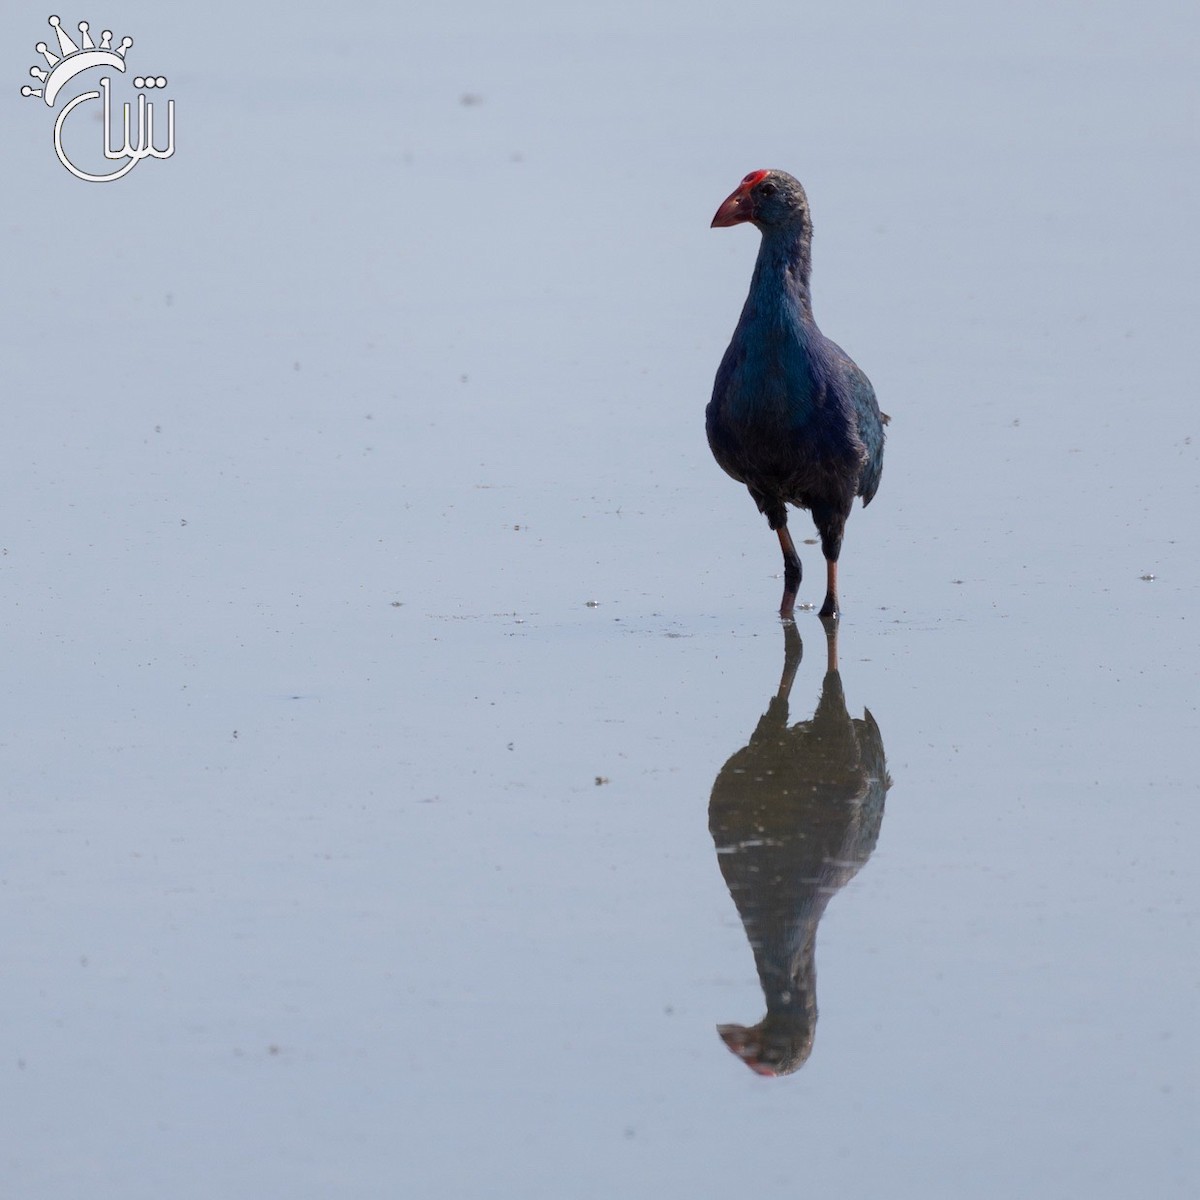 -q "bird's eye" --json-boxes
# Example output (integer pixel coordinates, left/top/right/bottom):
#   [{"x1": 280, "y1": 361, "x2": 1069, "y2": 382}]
[{"x1": 757, "y1": 182, "x2": 777, "y2": 197}]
